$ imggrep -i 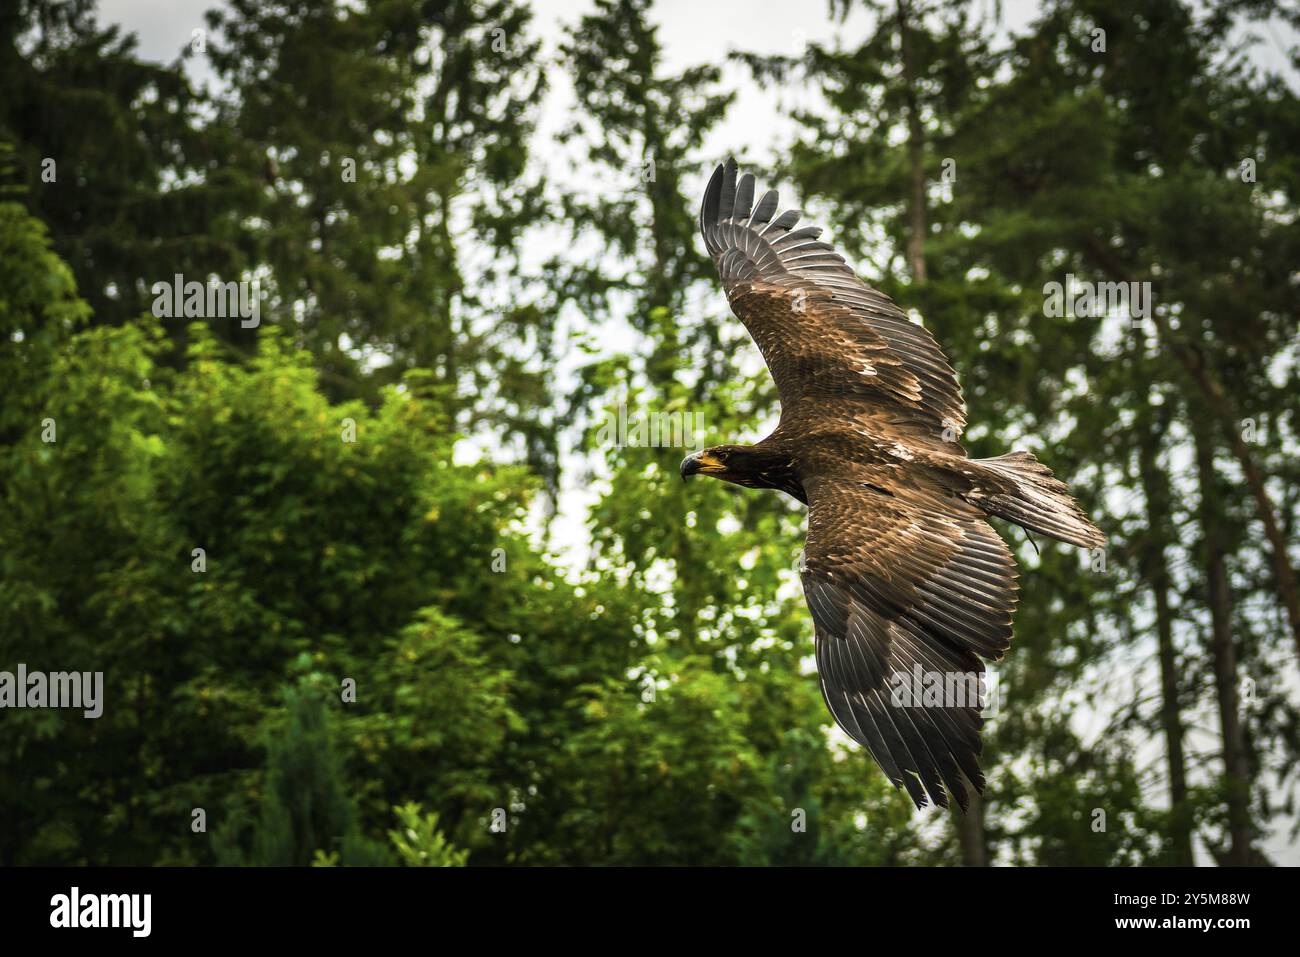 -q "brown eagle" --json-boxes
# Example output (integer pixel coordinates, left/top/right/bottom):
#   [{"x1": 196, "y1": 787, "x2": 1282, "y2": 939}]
[{"x1": 681, "y1": 159, "x2": 1105, "y2": 811}]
